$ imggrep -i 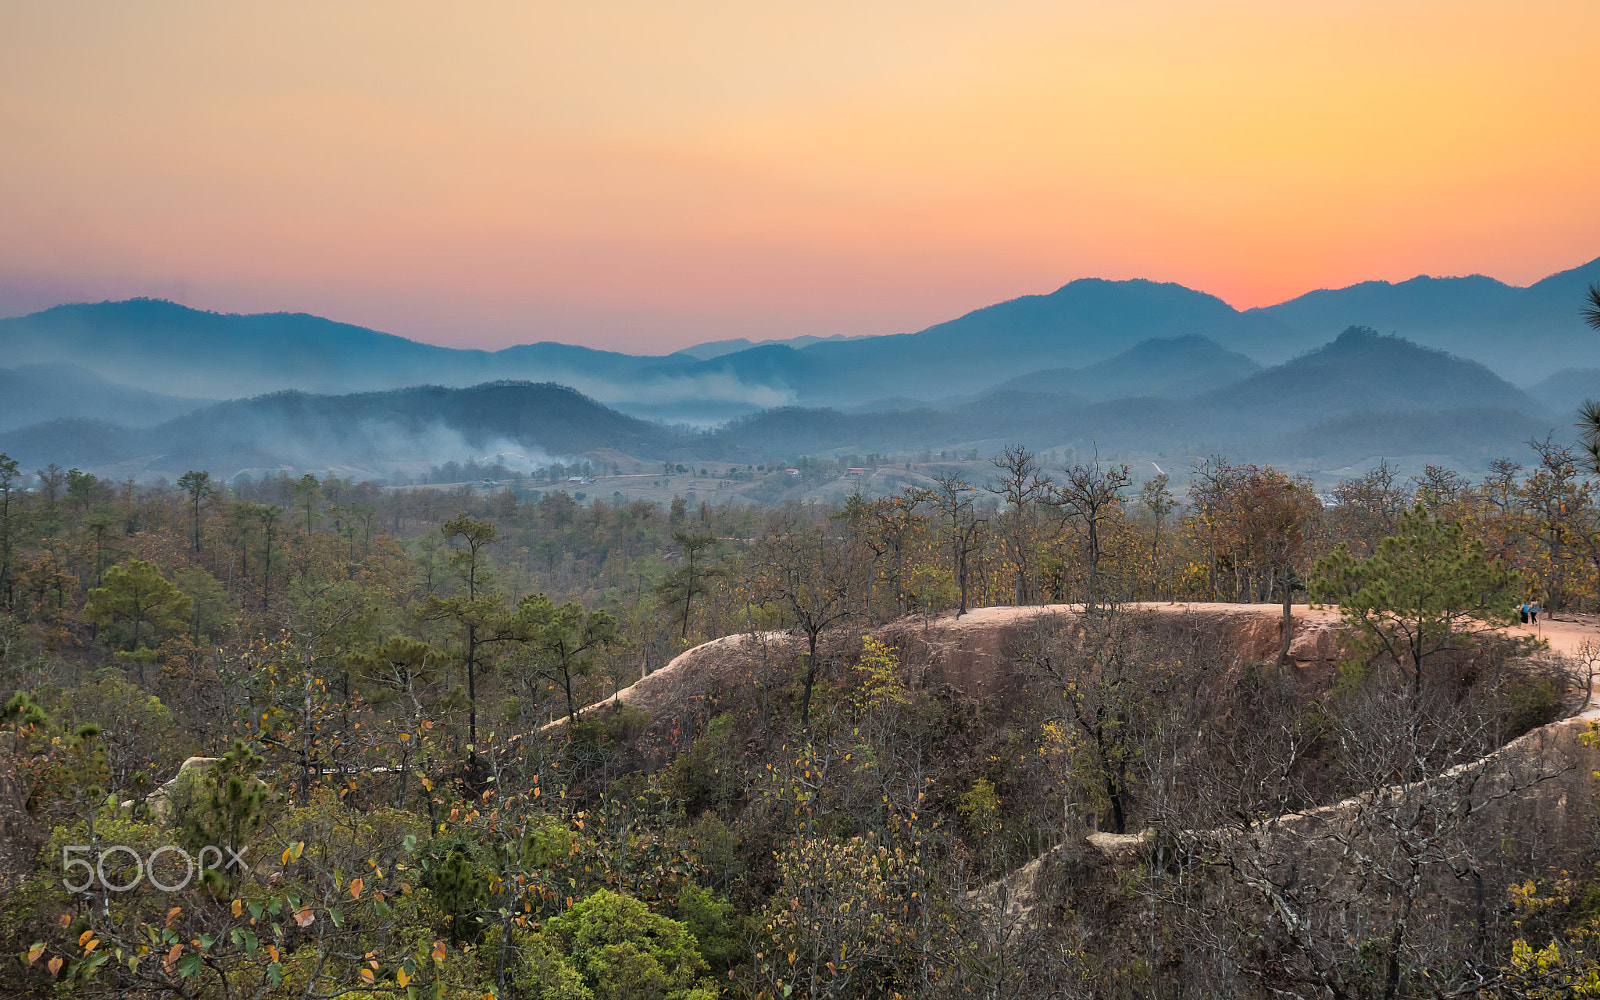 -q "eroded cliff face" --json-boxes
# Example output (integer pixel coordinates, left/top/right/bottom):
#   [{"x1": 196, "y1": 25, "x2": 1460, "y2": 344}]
[{"x1": 556, "y1": 603, "x2": 1354, "y2": 752}]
